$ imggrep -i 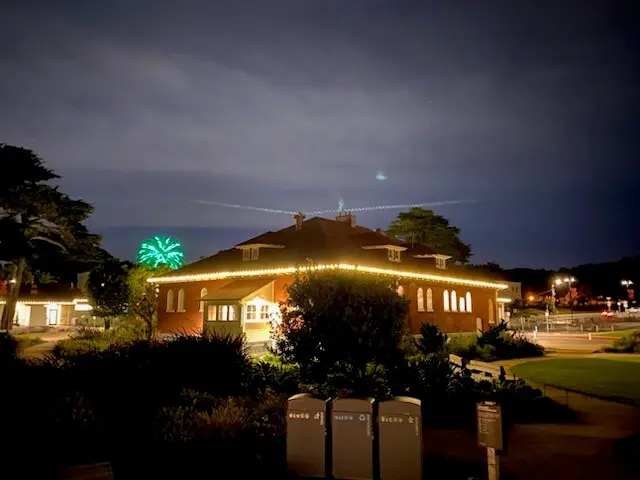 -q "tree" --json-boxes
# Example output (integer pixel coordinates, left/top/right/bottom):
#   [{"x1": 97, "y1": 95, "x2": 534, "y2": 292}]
[
  {"x1": 0, "y1": 144, "x2": 101, "y2": 330},
  {"x1": 128, "y1": 264, "x2": 170, "y2": 341},
  {"x1": 272, "y1": 271, "x2": 410, "y2": 385},
  {"x1": 387, "y1": 207, "x2": 472, "y2": 263},
  {"x1": 87, "y1": 258, "x2": 131, "y2": 329}
]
